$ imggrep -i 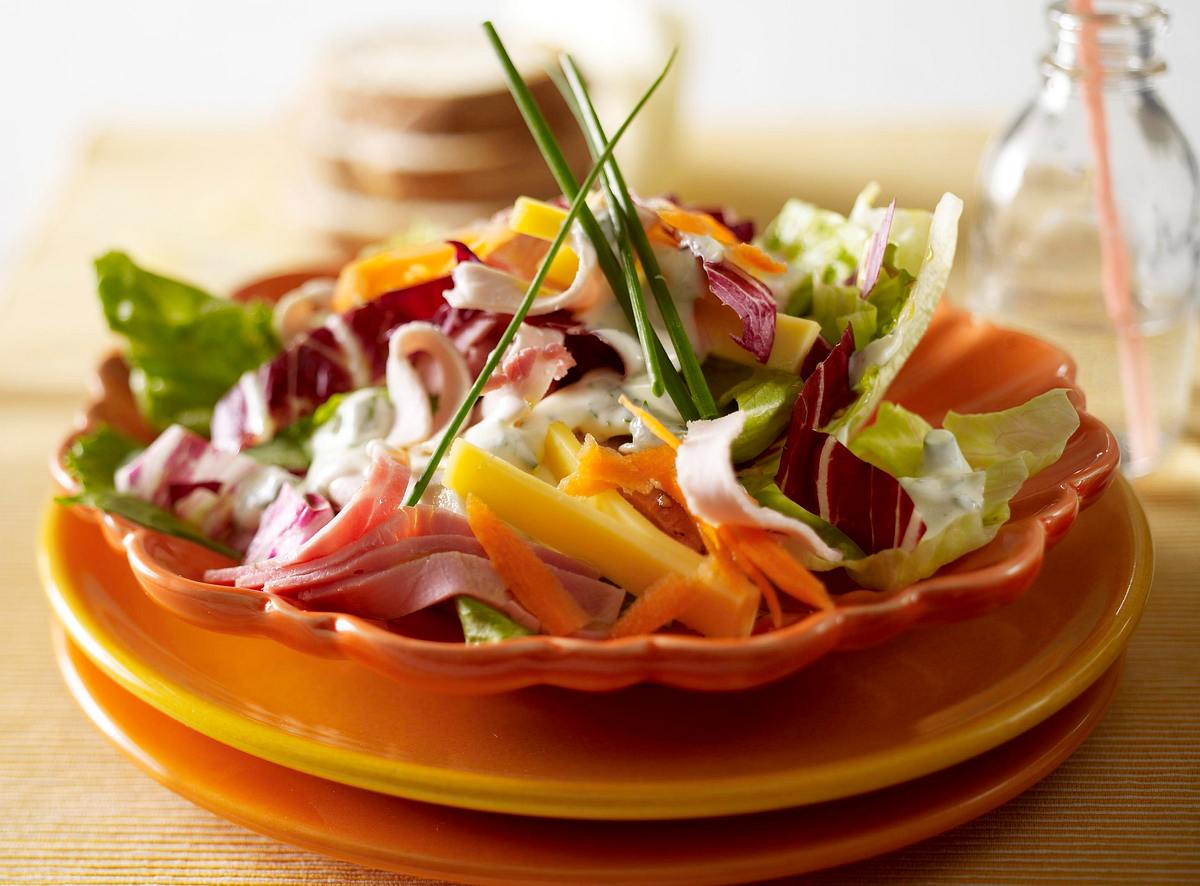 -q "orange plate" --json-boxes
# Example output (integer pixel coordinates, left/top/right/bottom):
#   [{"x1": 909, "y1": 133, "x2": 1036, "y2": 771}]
[
  {"x1": 40, "y1": 478, "x2": 1149, "y2": 819},
  {"x1": 53, "y1": 623, "x2": 1123, "y2": 886},
  {"x1": 51, "y1": 303, "x2": 1121, "y2": 693}
]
